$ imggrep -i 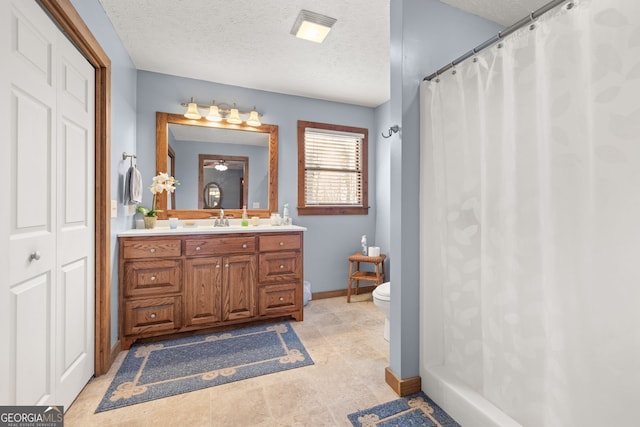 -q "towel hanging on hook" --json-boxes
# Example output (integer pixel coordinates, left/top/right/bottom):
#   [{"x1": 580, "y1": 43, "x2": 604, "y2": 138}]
[
  {"x1": 122, "y1": 152, "x2": 142, "y2": 205},
  {"x1": 382, "y1": 125, "x2": 400, "y2": 138}
]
